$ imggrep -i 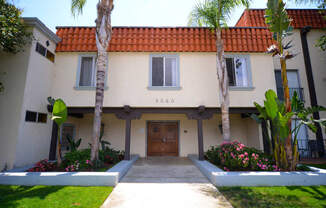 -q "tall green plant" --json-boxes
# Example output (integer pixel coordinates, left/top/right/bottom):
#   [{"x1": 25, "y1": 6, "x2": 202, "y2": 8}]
[
  {"x1": 51, "y1": 99, "x2": 67, "y2": 166},
  {"x1": 252, "y1": 90, "x2": 325, "y2": 170},
  {"x1": 189, "y1": 0, "x2": 251, "y2": 142},
  {"x1": 265, "y1": 0, "x2": 297, "y2": 169},
  {"x1": 66, "y1": 135, "x2": 82, "y2": 152}
]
